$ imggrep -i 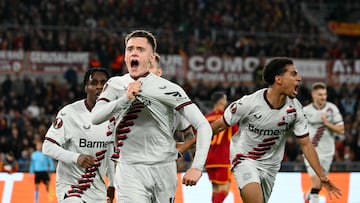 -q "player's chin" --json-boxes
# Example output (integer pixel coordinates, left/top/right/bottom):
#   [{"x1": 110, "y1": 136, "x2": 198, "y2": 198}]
[
  {"x1": 129, "y1": 69, "x2": 140, "y2": 77},
  {"x1": 288, "y1": 90, "x2": 298, "y2": 99}
]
